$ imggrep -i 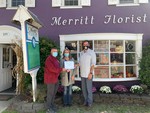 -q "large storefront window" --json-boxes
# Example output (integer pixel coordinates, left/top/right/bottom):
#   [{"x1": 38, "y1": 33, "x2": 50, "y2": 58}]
[{"x1": 60, "y1": 33, "x2": 143, "y2": 81}]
